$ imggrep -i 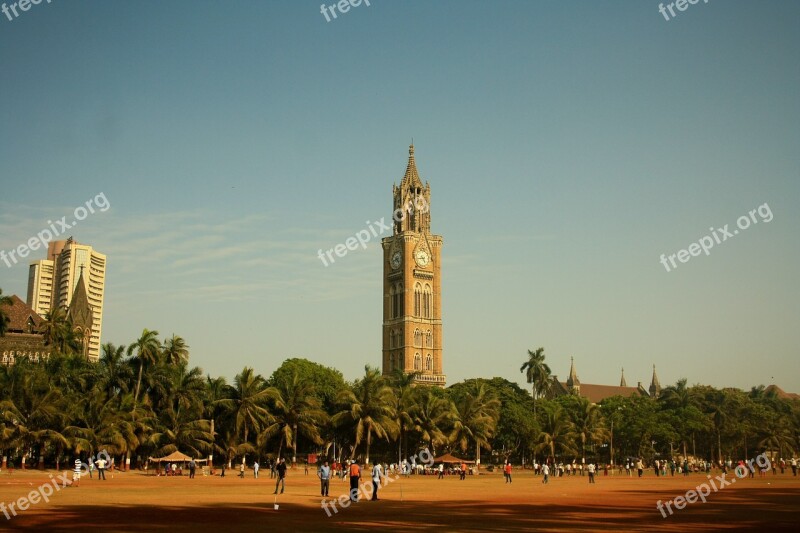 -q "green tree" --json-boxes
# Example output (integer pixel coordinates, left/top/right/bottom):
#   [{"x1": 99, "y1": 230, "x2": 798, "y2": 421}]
[
  {"x1": 449, "y1": 381, "x2": 501, "y2": 465},
  {"x1": 520, "y1": 347, "x2": 552, "y2": 416},
  {"x1": 127, "y1": 329, "x2": 161, "y2": 407},
  {"x1": 215, "y1": 367, "x2": 272, "y2": 446},
  {"x1": 261, "y1": 370, "x2": 327, "y2": 464},
  {"x1": 162, "y1": 334, "x2": 190, "y2": 366},
  {"x1": 412, "y1": 387, "x2": 455, "y2": 457},
  {"x1": 535, "y1": 402, "x2": 577, "y2": 462},
  {"x1": 332, "y1": 365, "x2": 398, "y2": 464}
]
